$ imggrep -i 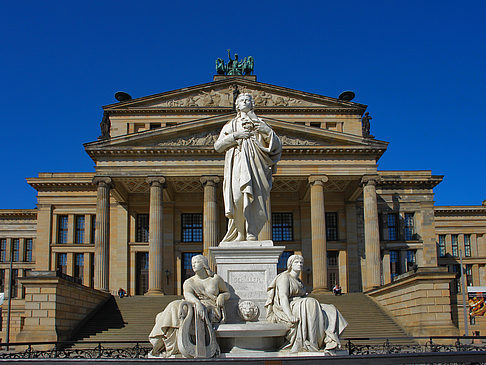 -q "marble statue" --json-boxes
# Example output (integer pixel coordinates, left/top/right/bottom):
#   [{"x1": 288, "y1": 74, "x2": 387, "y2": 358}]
[
  {"x1": 265, "y1": 255, "x2": 348, "y2": 353},
  {"x1": 148, "y1": 255, "x2": 230, "y2": 358},
  {"x1": 214, "y1": 93, "x2": 282, "y2": 241}
]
